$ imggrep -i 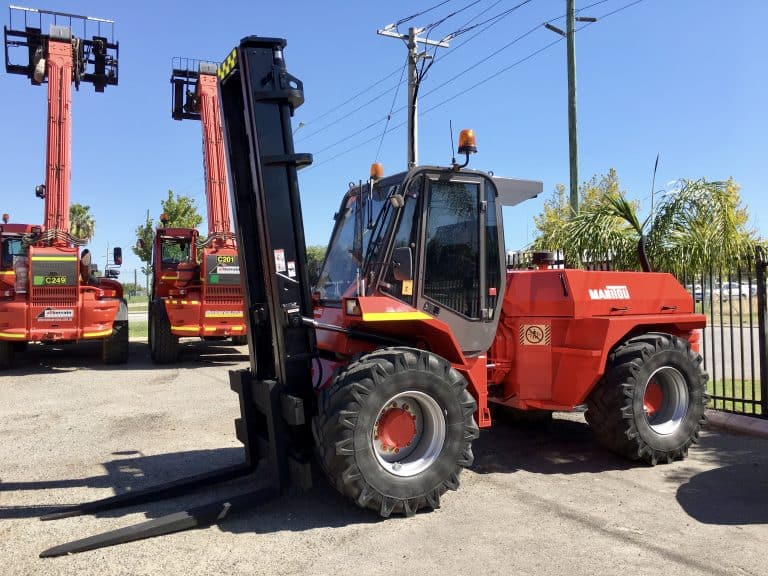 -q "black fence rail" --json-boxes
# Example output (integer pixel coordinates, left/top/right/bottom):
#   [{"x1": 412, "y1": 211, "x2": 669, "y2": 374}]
[
  {"x1": 507, "y1": 248, "x2": 768, "y2": 418},
  {"x1": 680, "y1": 248, "x2": 768, "y2": 417}
]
